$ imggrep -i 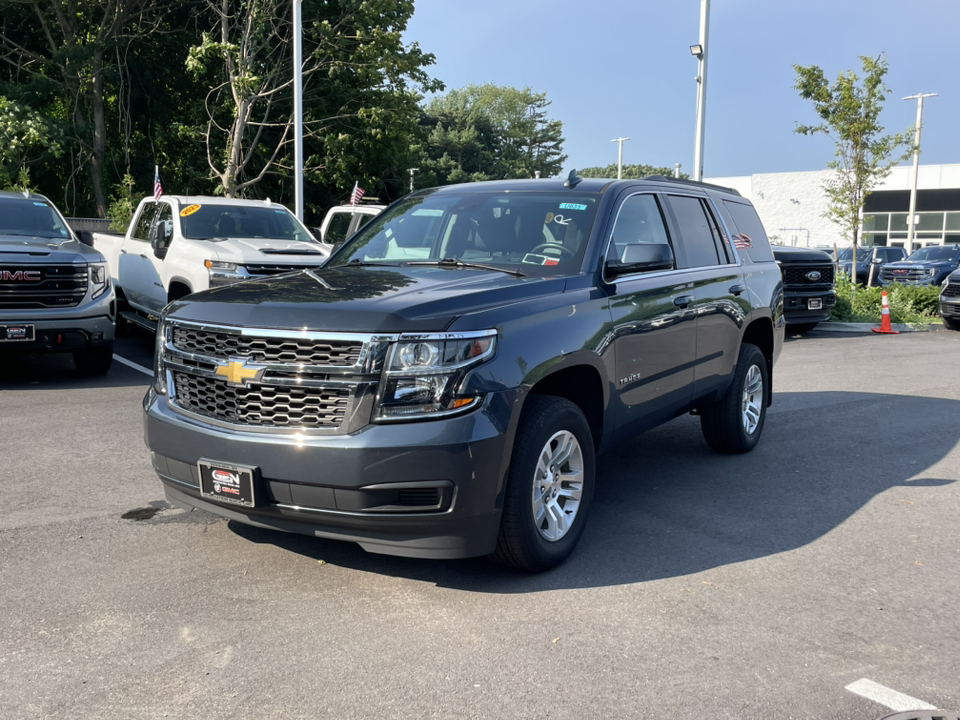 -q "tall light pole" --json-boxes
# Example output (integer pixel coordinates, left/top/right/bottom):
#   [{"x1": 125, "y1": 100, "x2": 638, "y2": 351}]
[
  {"x1": 690, "y1": 0, "x2": 710, "y2": 182},
  {"x1": 903, "y1": 92, "x2": 937, "y2": 254},
  {"x1": 293, "y1": 0, "x2": 304, "y2": 221},
  {"x1": 611, "y1": 137, "x2": 630, "y2": 178}
]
